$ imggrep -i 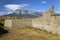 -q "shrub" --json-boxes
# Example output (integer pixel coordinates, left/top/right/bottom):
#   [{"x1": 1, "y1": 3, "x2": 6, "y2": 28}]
[
  {"x1": 49, "y1": 31, "x2": 52, "y2": 34},
  {"x1": 0, "y1": 27, "x2": 9, "y2": 35},
  {"x1": 0, "y1": 23, "x2": 4, "y2": 27},
  {"x1": 43, "y1": 29, "x2": 48, "y2": 33}
]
